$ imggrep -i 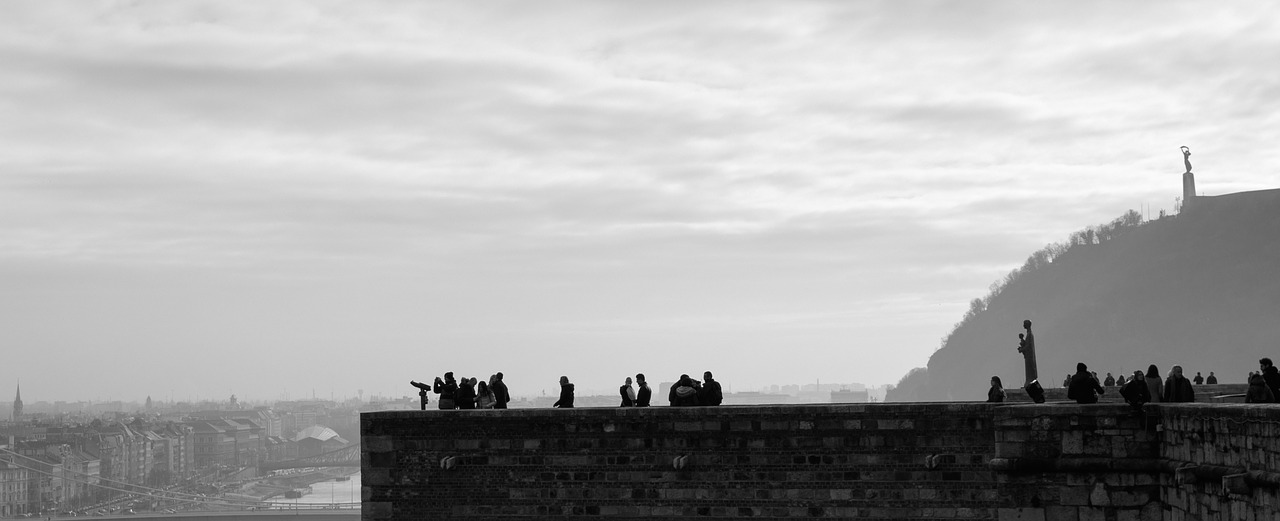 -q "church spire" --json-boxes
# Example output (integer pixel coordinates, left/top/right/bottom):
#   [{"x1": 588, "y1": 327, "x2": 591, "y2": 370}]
[{"x1": 13, "y1": 381, "x2": 23, "y2": 422}]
